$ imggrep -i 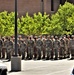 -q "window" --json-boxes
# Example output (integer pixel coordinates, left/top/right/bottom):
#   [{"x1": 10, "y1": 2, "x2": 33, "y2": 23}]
[
  {"x1": 51, "y1": 0, "x2": 54, "y2": 11},
  {"x1": 41, "y1": 0, "x2": 44, "y2": 15}
]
